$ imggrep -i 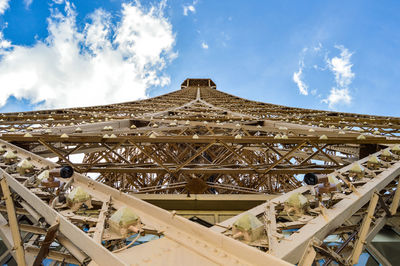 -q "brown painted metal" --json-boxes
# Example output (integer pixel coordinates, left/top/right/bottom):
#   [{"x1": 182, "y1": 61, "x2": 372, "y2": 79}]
[{"x1": 0, "y1": 78, "x2": 399, "y2": 265}]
